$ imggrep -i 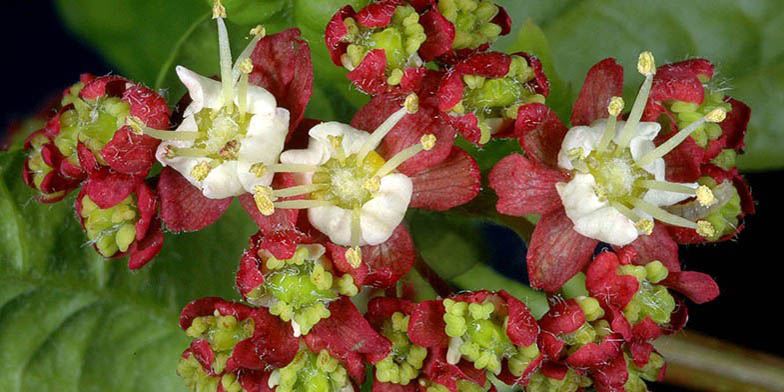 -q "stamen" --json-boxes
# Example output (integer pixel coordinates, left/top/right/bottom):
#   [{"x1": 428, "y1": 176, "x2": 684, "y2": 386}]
[
  {"x1": 273, "y1": 199, "x2": 335, "y2": 210},
  {"x1": 696, "y1": 220, "x2": 716, "y2": 238},
  {"x1": 355, "y1": 94, "x2": 419, "y2": 164},
  {"x1": 127, "y1": 116, "x2": 199, "y2": 141},
  {"x1": 374, "y1": 134, "x2": 436, "y2": 177},
  {"x1": 237, "y1": 58, "x2": 253, "y2": 117},
  {"x1": 172, "y1": 147, "x2": 212, "y2": 158},
  {"x1": 253, "y1": 185, "x2": 275, "y2": 216},
  {"x1": 627, "y1": 197, "x2": 700, "y2": 230},
  {"x1": 345, "y1": 247, "x2": 362, "y2": 269},
  {"x1": 212, "y1": 0, "x2": 226, "y2": 19},
  {"x1": 216, "y1": 16, "x2": 235, "y2": 112},
  {"x1": 610, "y1": 201, "x2": 641, "y2": 222},
  {"x1": 597, "y1": 96, "x2": 624, "y2": 153},
  {"x1": 635, "y1": 219, "x2": 654, "y2": 235},
  {"x1": 636, "y1": 179, "x2": 698, "y2": 195},
  {"x1": 636, "y1": 108, "x2": 726, "y2": 167},
  {"x1": 272, "y1": 183, "x2": 328, "y2": 198},
  {"x1": 231, "y1": 25, "x2": 265, "y2": 81},
  {"x1": 616, "y1": 52, "x2": 656, "y2": 150},
  {"x1": 695, "y1": 185, "x2": 717, "y2": 207},
  {"x1": 350, "y1": 207, "x2": 361, "y2": 249}
]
